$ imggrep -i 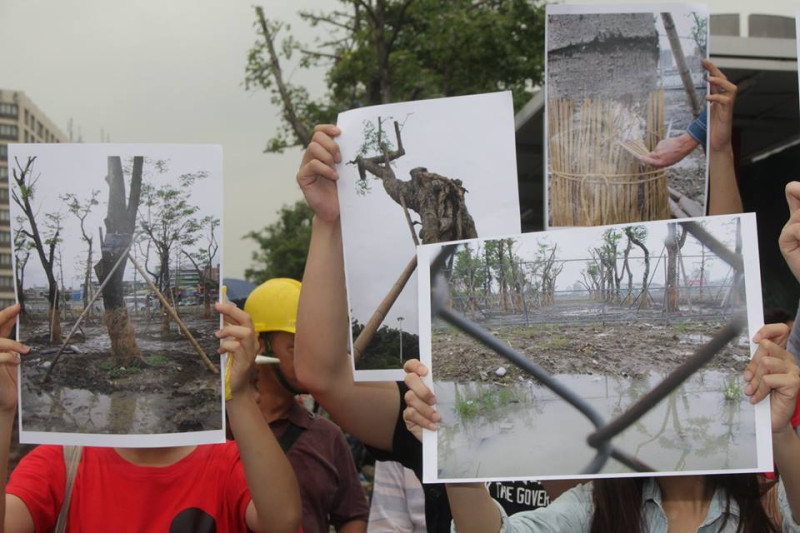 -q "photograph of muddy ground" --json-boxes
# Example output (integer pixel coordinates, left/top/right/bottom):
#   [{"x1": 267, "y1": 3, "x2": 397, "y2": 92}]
[
  {"x1": 9, "y1": 144, "x2": 224, "y2": 443},
  {"x1": 429, "y1": 214, "x2": 760, "y2": 480},
  {"x1": 546, "y1": 6, "x2": 708, "y2": 227},
  {"x1": 335, "y1": 92, "x2": 521, "y2": 380}
]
